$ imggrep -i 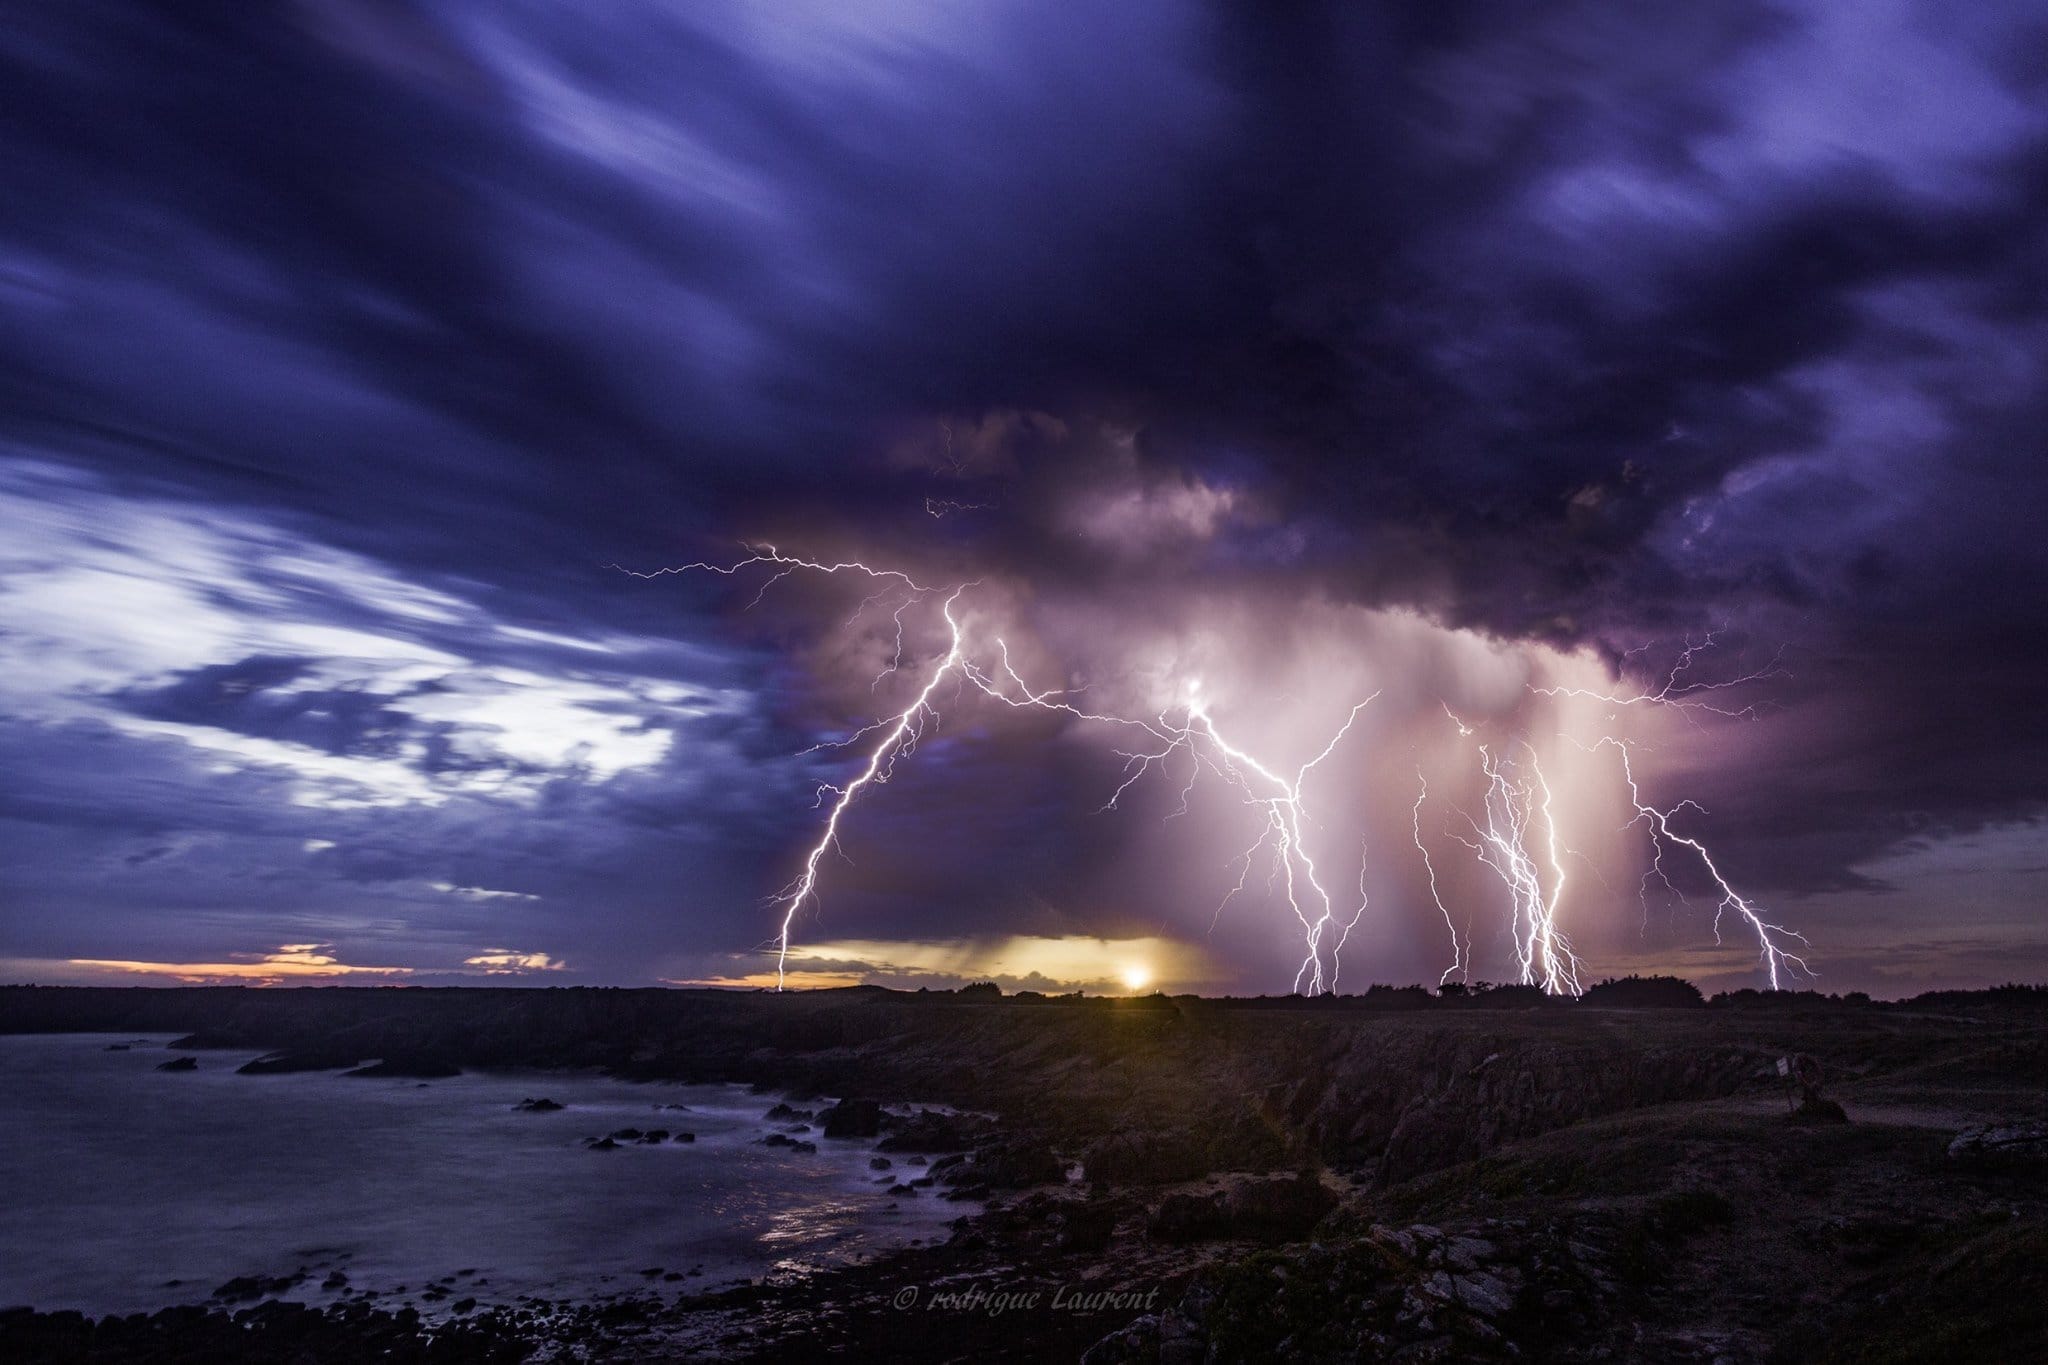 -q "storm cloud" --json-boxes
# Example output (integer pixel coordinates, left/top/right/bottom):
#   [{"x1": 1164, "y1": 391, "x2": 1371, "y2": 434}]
[{"x1": 1, "y1": 1, "x2": 2044, "y2": 992}]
